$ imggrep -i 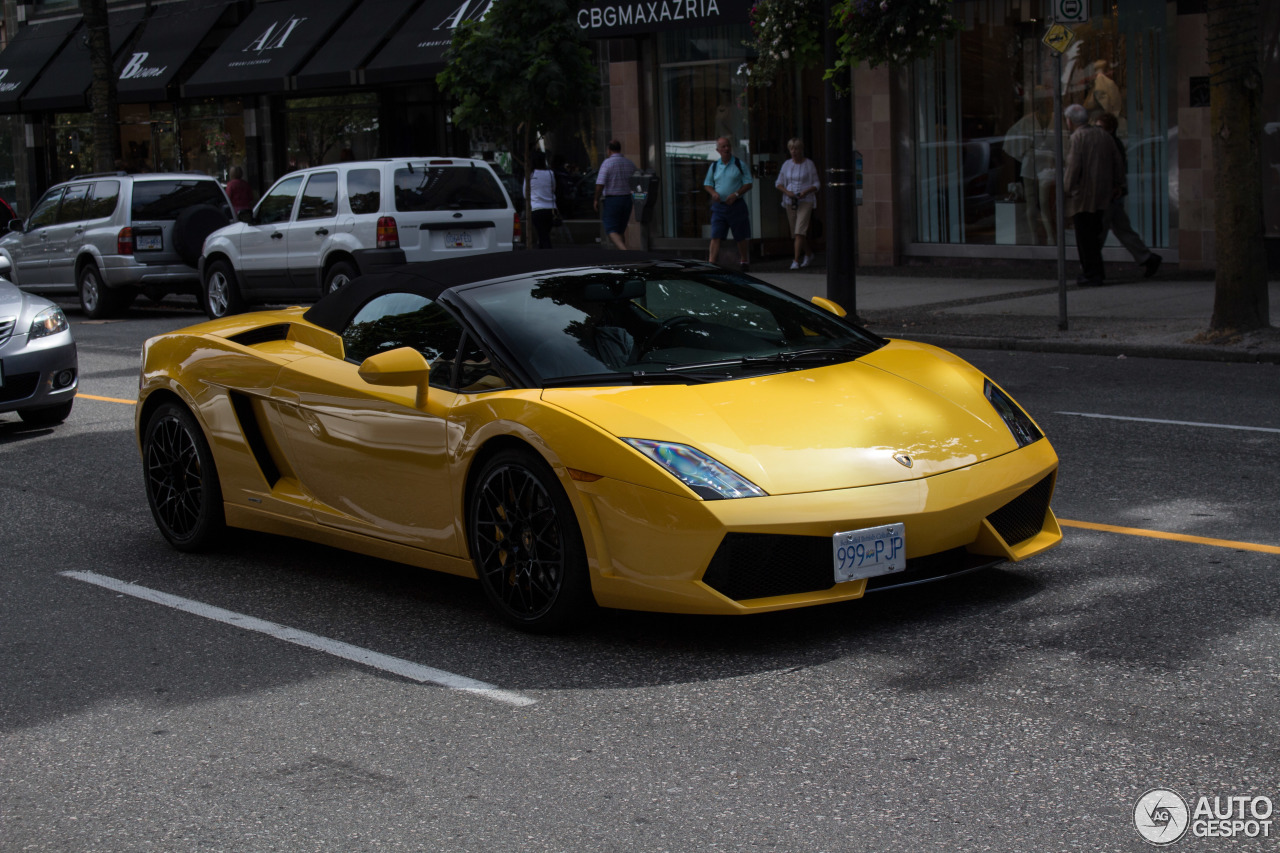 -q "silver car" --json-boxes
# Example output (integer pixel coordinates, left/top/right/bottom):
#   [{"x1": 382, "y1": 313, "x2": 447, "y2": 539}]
[
  {"x1": 0, "y1": 276, "x2": 77, "y2": 426},
  {"x1": 0, "y1": 173, "x2": 233, "y2": 319}
]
